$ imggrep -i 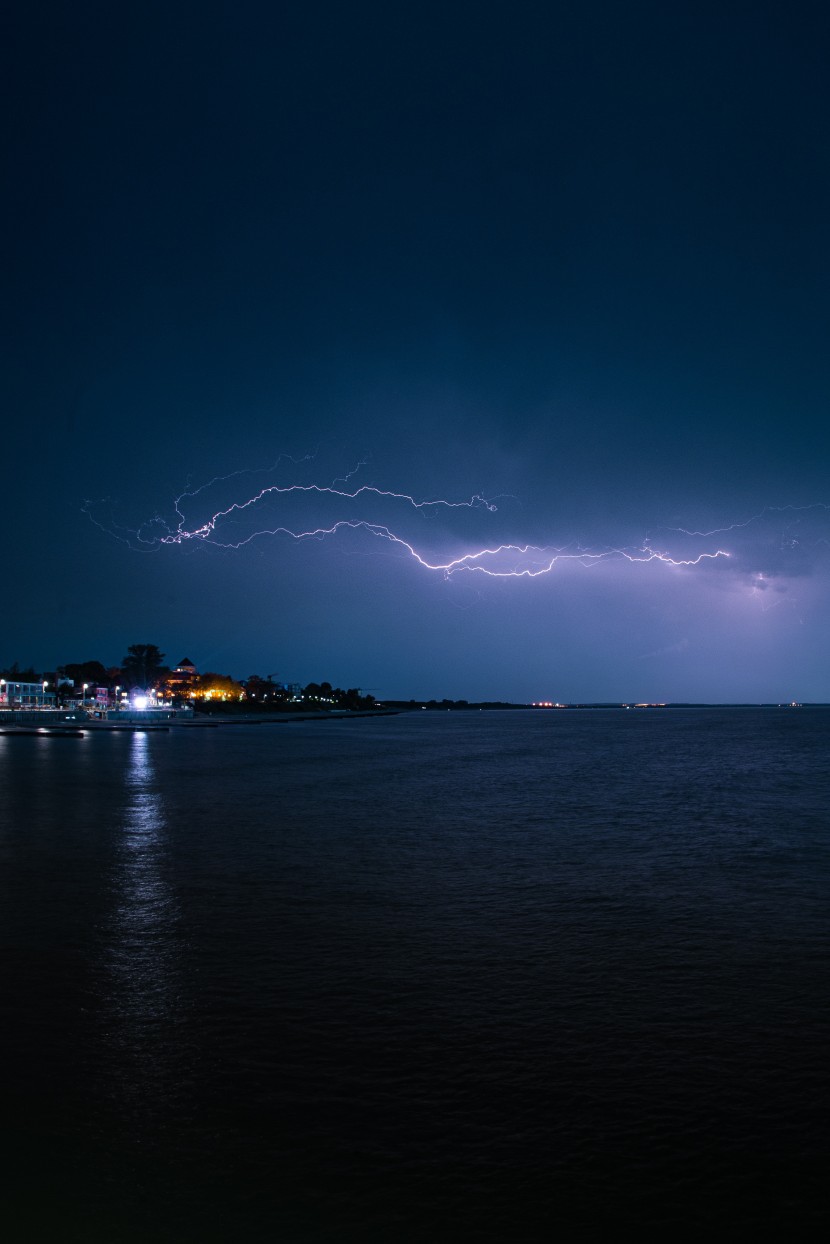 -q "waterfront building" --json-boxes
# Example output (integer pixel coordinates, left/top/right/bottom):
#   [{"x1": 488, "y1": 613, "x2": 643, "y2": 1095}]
[
  {"x1": 0, "y1": 679, "x2": 57, "y2": 708},
  {"x1": 164, "y1": 657, "x2": 199, "y2": 698}
]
